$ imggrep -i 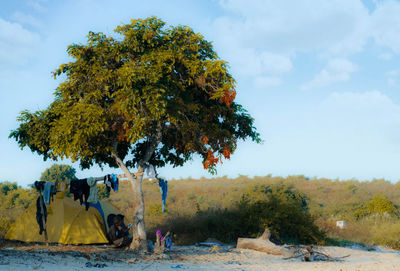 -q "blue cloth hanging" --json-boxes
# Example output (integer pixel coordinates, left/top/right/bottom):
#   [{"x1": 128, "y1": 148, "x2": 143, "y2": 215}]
[
  {"x1": 43, "y1": 182, "x2": 55, "y2": 205},
  {"x1": 158, "y1": 178, "x2": 168, "y2": 212},
  {"x1": 111, "y1": 174, "x2": 119, "y2": 191}
]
